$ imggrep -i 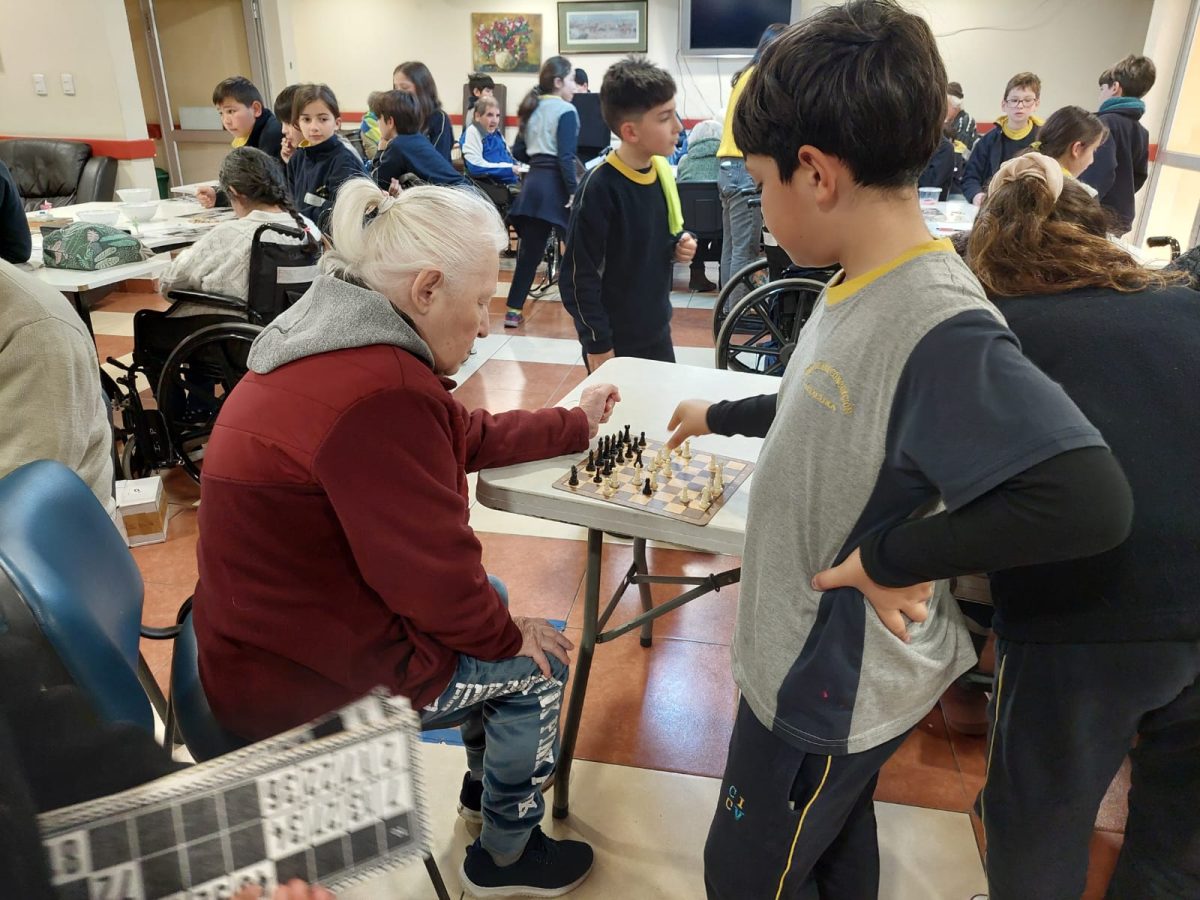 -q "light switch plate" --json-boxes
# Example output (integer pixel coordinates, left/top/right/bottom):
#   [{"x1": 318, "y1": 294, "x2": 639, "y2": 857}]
[
  {"x1": 60, "y1": 72, "x2": 75, "y2": 95},
  {"x1": 33, "y1": 73, "x2": 47, "y2": 95}
]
